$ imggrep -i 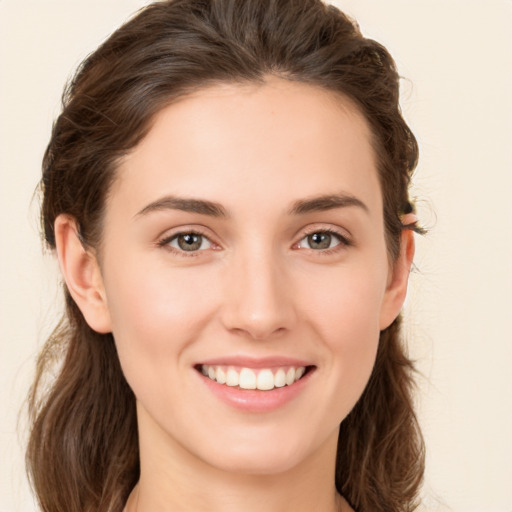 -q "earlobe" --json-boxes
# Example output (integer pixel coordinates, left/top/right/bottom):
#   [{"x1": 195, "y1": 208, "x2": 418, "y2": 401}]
[
  {"x1": 54, "y1": 215, "x2": 112, "y2": 333},
  {"x1": 379, "y1": 225, "x2": 415, "y2": 331}
]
